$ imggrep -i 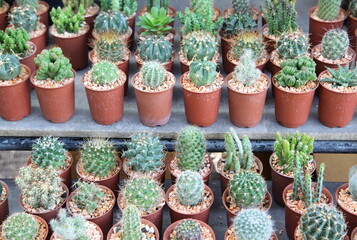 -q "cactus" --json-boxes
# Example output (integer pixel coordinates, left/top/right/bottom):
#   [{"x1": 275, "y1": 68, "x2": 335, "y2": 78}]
[
  {"x1": 72, "y1": 181, "x2": 105, "y2": 214},
  {"x1": 120, "y1": 205, "x2": 142, "y2": 240},
  {"x1": 99, "y1": 0, "x2": 137, "y2": 16},
  {"x1": 31, "y1": 136, "x2": 67, "y2": 170},
  {"x1": 9, "y1": 6, "x2": 38, "y2": 32},
  {"x1": 222, "y1": 13, "x2": 257, "y2": 37},
  {"x1": 299, "y1": 204, "x2": 347, "y2": 240},
  {"x1": 50, "y1": 5, "x2": 85, "y2": 34},
  {"x1": 233, "y1": 209, "x2": 273, "y2": 240},
  {"x1": 229, "y1": 171, "x2": 267, "y2": 208},
  {"x1": 350, "y1": 0, "x2": 357, "y2": 18},
  {"x1": 320, "y1": 65, "x2": 357, "y2": 87},
  {"x1": 123, "y1": 132, "x2": 165, "y2": 172},
  {"x1": 176, "y1": 126, "x2": 206, "y2": 172},
  {"x1": 34, "y1": 47, "x2": 74, "y2": 81},
  {"x1": 276, "y1": 33, "x2": 309, "y2": 60},
  {"x1": 175, "y1": 219, "x2": 202, "y2": 240},
  {"x1": 139, "y1": 61, "x2": 166, "y2": 88},
  {"x1": 188, "y1": 60, "x2": 217, "y2": 87},
  {"x1": 0, "y1": 28, "x2": 30, "y2": 58},
  {"x1": 314, "y1": 163, "x2": 325, "y2": 203},
  {"x1": 62, "y1": 0, "x2": 94, "y2": 12},
  {"x1": 94, "y1": 10, "x2": 128, "y2": 35},
  {"x1": 50, "y1": 209, "x2": 88, "y2": 240},
  {"x1": 94, "y1": 32, "x2": 126, "y2": 63},
  {"x1": 80, "y1": 138, "x2": 117, "y2": 178},
  {"x1": 321, "y1": 29, "x2": 349, "y2": 60},
  {"x1": 91, "y1": 61, "x2": 119, "y2": 85},
  {"x1": 317, "y1": 0, "x2": 342, "y2": 21},
  {"x1": 232, "y1": 0, "x2": 250, "y2": 15},
  {"x1": 147, "y1": 0, "x2": 169, "y2": 11},
  {"x1": 1, "y1": 213, "x2": 39, "y2": 240},
  {"x1": 275, "y1": 56, "x2": 317, "y2": 88},
  {"x1": 231, "y1": 32, "x2": 264, "y2": 61},
  {"x1": 350, "y1": 165, "x2": 357, "y2": 201},
  {"x1": 0, "y1": 54, "x2": 21, "y2": 81},
  {"x1": 181, "y1": 31, "x2": 217, "y2": 62},
  {"x1": 16, "y1": 166, "x2": 63, "y2": 210},
  {"x1": 138, "y1": 37, "x2": 172, "y2": 63},
  {"x1": 233, "y1": 50, "x2": 261, "y2": 87},
  {"x1": 15, "y1": 0, "x2": 39, "y2": 9},
  {"x1": 176, "y1": 171, "x2": 204, "y2": 206},
  {"x1": 137, "y1": 7, "x2": 173, "y2": 37}
]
